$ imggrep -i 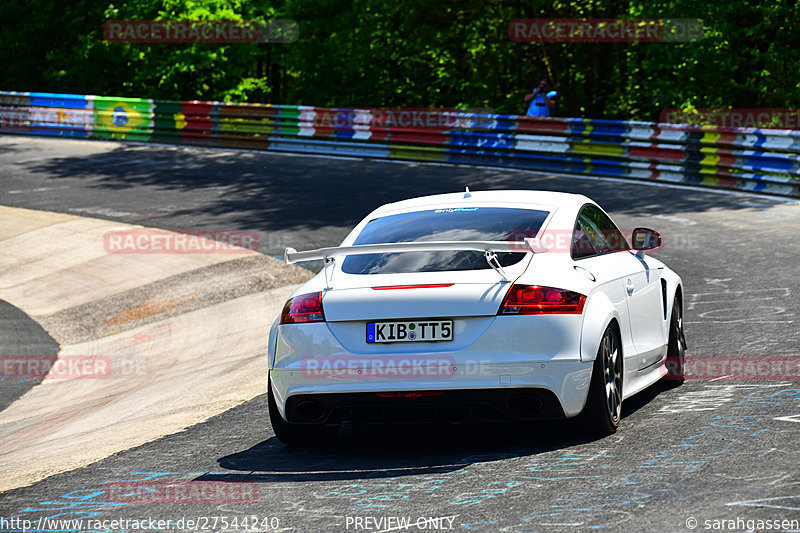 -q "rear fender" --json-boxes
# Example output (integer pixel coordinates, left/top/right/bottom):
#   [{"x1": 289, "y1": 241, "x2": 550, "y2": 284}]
[
  {"x1": 267, "y1": 316, "x2": 280, "y2": 369},
  {"x1": 661, "y1": 269, "x2": 684, "y2": 327},
  {"x1": 580, "y1": 291, "x2": 620, "y2": 363}
]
